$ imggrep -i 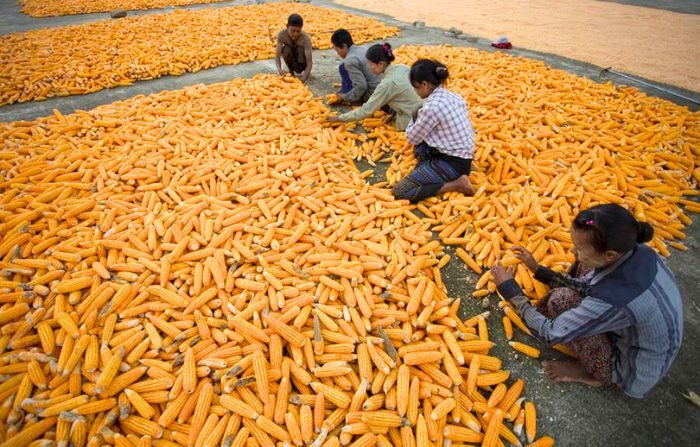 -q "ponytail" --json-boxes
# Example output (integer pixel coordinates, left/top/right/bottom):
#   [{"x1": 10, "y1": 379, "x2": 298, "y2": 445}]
[
  {"x1": 410, "y1": 59, "x2": 449, "y2": 86},
  {"x1": 636, "y1": 221, "x2": 654, "y2": 243}
]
